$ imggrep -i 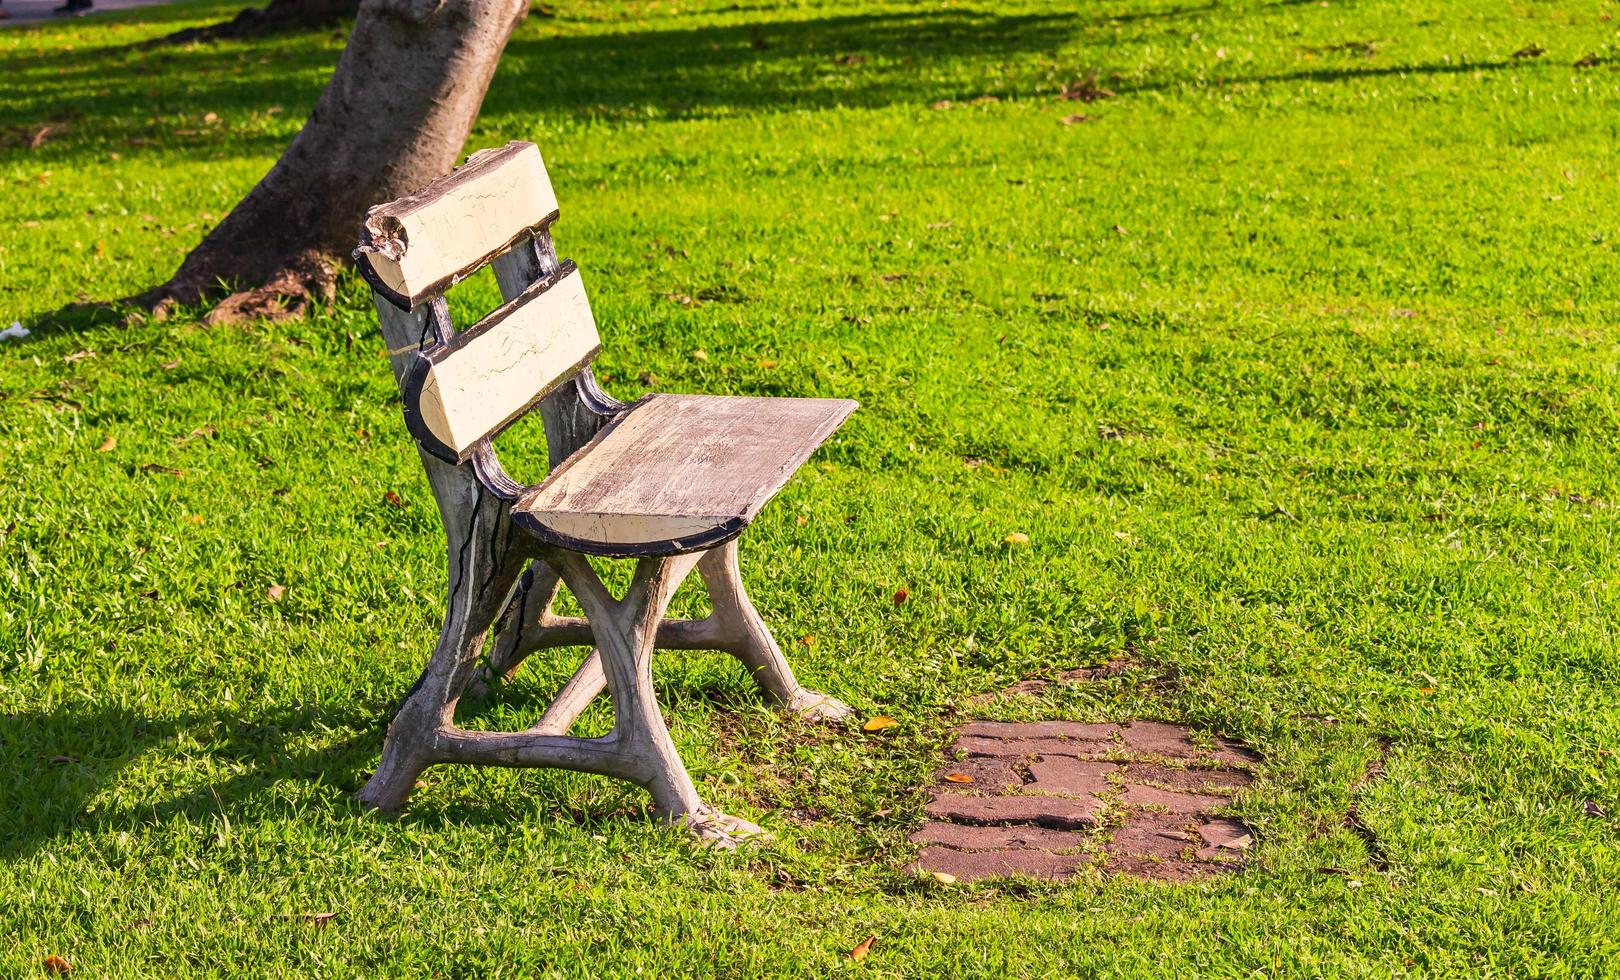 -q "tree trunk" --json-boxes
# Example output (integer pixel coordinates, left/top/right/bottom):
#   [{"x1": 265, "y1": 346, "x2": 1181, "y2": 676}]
[
  {"x1": 157, "y1": 0, "x2": 361, "y2": 45},
  {"x1": 133, "y1": 0, "x2": 529, "y2": 325}
]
